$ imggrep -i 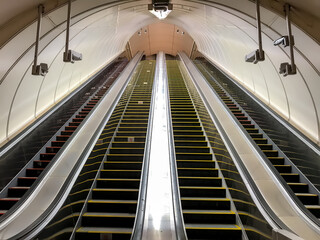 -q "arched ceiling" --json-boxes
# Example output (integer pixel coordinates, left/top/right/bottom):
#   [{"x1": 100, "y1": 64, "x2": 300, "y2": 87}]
[
  {"x1": 0, "y1": 0, "x2": 319, "y2": 147},
  {"x1": 128, "y1": 22, "x2": 194, "y2": 57}
]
